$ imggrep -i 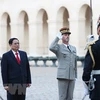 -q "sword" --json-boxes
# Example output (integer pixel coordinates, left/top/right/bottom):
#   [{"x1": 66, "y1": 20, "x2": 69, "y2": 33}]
[{"x1": 88, "y1": 73, "x2": 96, "y2": 91}]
